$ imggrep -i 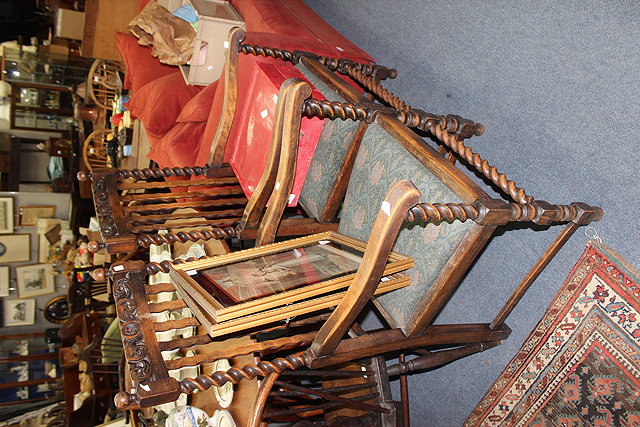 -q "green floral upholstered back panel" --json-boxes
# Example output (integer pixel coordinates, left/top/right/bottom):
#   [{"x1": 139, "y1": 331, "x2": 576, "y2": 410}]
[
  {"x1": 338, "y1": 122, "x2": 473, "y2": 333},
  {"x1": 296, "y1": 63, "x2": 360, "y2": 219}
]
